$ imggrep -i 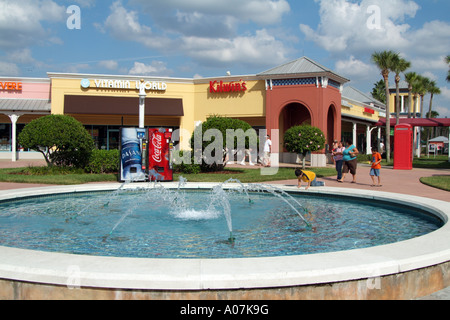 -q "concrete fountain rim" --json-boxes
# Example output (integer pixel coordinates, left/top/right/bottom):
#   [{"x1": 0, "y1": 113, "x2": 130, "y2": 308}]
[{"x1": 0, "y1": 182, "x2": 449, "y2": 291}]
